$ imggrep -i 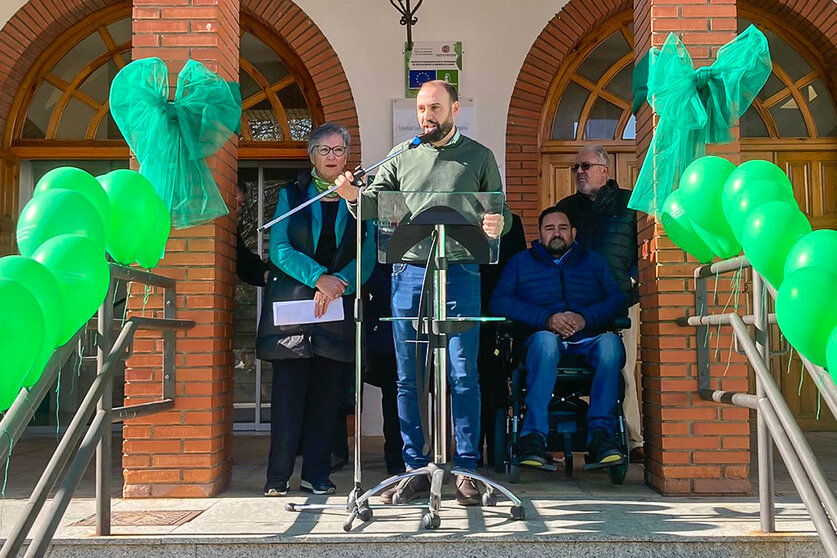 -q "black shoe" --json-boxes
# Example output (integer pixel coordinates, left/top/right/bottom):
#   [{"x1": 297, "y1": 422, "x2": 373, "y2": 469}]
[
  {"x1": 300, "y1": 478, "x2": 336, "y2": 495},
  {"x1": 629, "y1": 446, "x2": 645, "y2": 464},
  {"x1": 517, "y1": 432, "x2": 547, "y2": 467},
  {"x1": 587, "y1": 429, "x2": 625, "y2": 467},
  {"x1": 264, "y1": 480, "x2": 289, "y2": 496},
  {"x1": 380, "y1": 474, "x2": 430, "y2": 504}
]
